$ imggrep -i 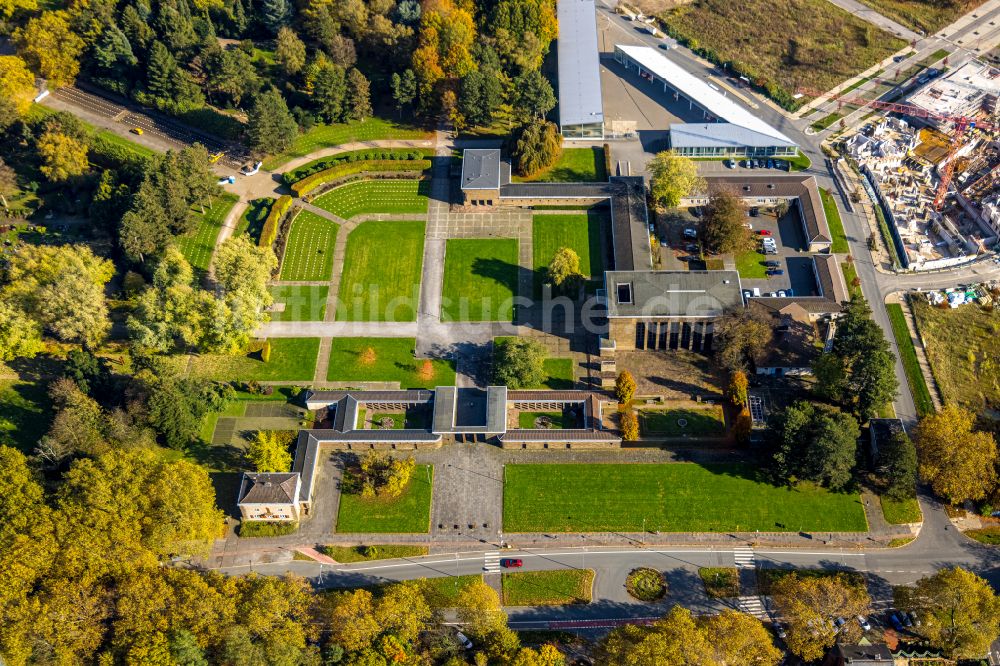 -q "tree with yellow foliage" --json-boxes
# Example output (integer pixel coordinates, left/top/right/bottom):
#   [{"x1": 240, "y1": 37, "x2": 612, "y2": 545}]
[
  {"x1": 14, "y1": 11, "x2": 85, "y2": 88},
  {"x1": 0, "y1": 56, "x2": 35, "y2": 126},
  {"x1": 770, "y1": 573, "x2": 871, "y2": 662},
  {"x1": 36, "y1": 129, "x2": 90, "y2": 182},
  {"x1": 916, "y1": 404, "x2": 997, "y2": 503}
]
